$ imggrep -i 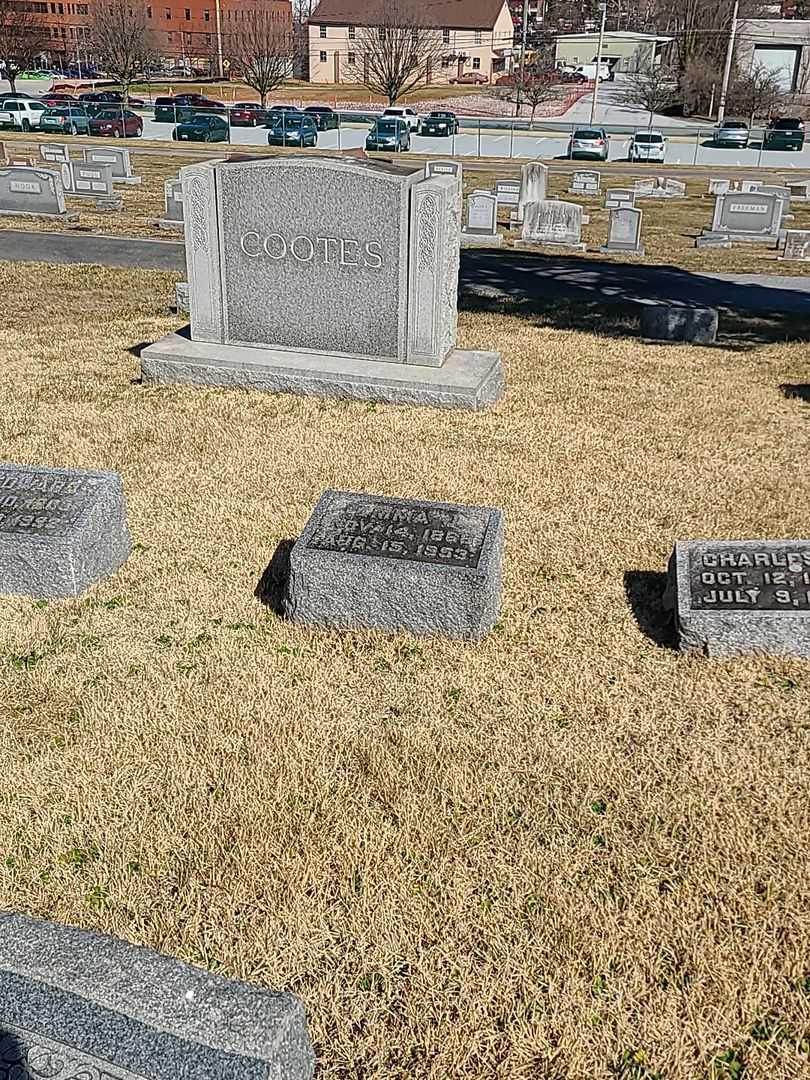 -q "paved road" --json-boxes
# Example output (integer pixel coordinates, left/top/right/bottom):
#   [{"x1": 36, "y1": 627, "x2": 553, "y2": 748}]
[{"x1": 2, "y1": 228, "x2": 808, "y2": 313}]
